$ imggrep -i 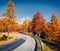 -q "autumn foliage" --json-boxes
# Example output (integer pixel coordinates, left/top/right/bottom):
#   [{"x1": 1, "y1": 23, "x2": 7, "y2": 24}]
[
  {"x1": 28, "y1": 12, "x2": 60, "y2": 42},
  {"x1": 28, "y1": 21, "x2": 33, "y2": 32},
  {"x1": 0, "y1": 17, "x2": 19, "y2": 32},
  {"x1": 0, "y1": 0, "x2": 60, "y2": 42},
  {"x1": 0, "y1": 0, "x2": 19, "y2": 32},
  {"x1": 32, "y1": 12, "x2": 46, "y2": 35},
  {"x1": 44, "y1": 14, "x2": 60, "y2": 42}
]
